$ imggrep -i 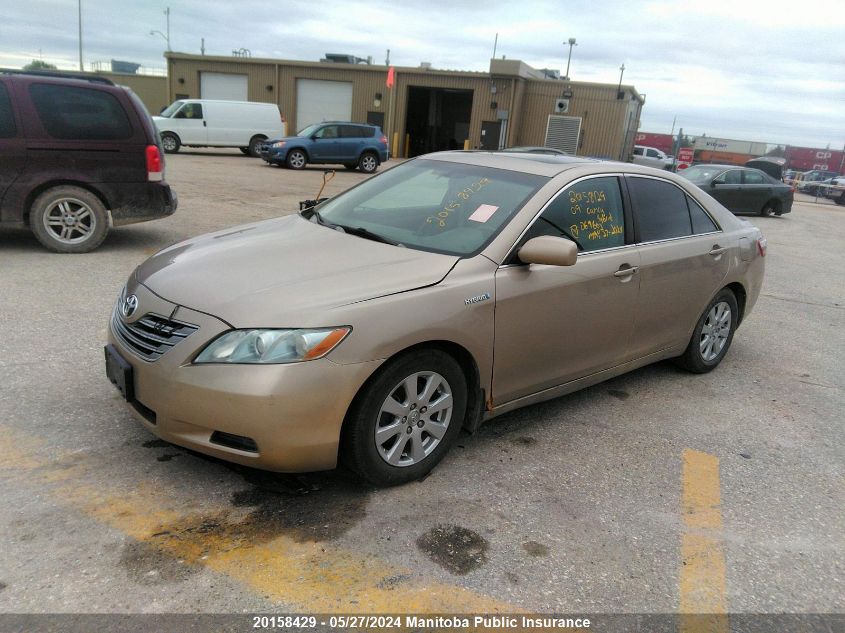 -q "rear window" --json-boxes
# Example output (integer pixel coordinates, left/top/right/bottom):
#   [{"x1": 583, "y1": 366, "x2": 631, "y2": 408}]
[
  {"x1": 29, "y1": 83, "x2": 132, "y2": 140},
  {"x1": 0, "y1": 82, "x2": 15, "y2": 138}
]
